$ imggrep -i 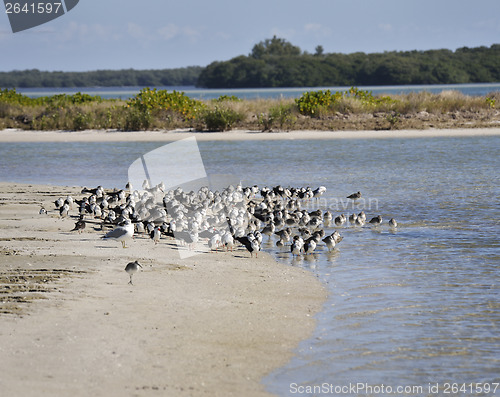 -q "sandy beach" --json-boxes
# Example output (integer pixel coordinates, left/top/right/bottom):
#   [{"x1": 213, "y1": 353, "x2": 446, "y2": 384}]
[
  {"x1": 0, "y1": 182, "x2": 327, "y2": 396},
  {"x1": 1, "y1": 127, "x2": 500, "y2": 142}
]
